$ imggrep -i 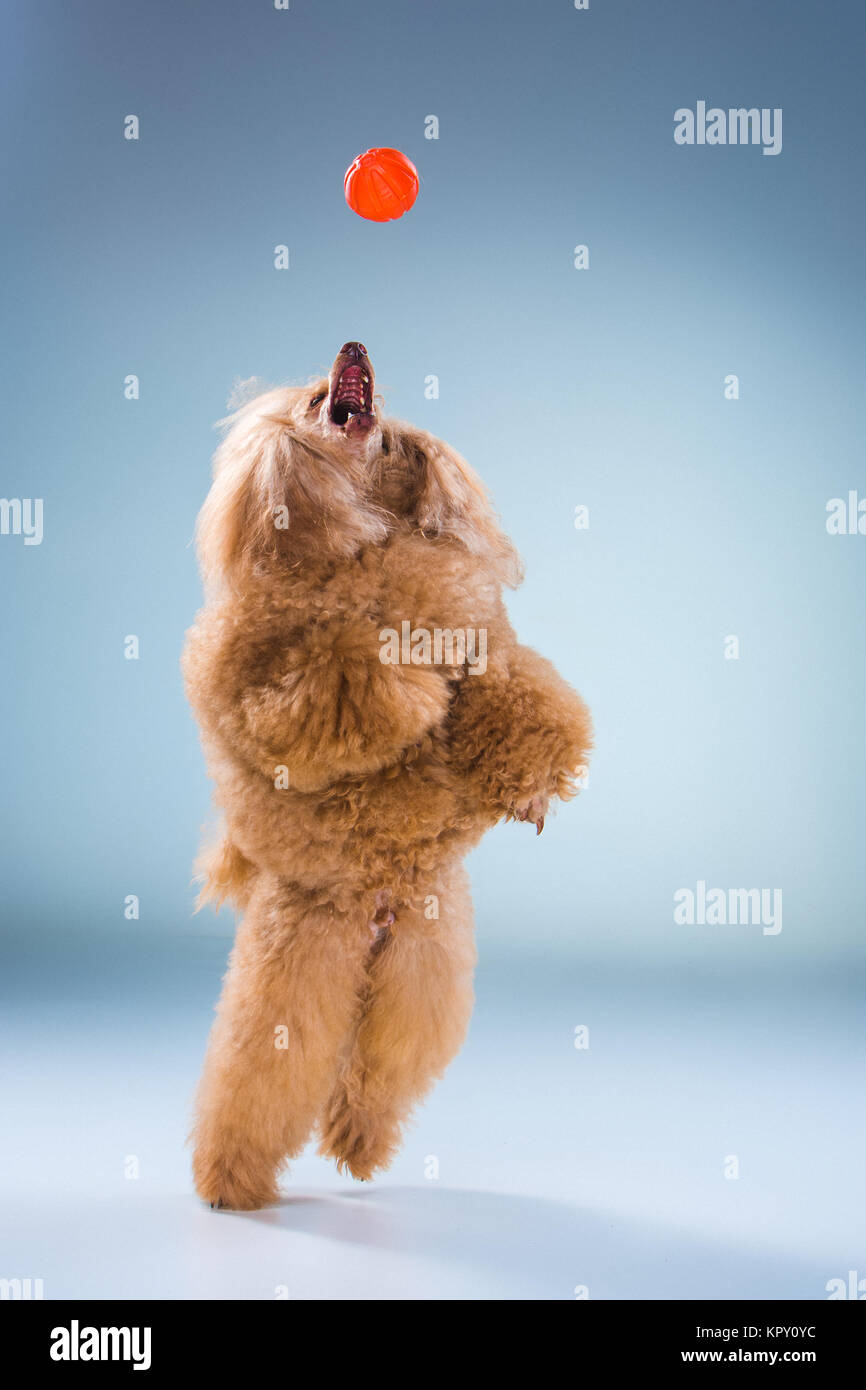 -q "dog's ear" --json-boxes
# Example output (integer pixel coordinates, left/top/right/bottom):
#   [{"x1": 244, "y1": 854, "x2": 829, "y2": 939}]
[
  {"x1": 390, "y1": 425, "x2": 523, "y2": 587},
  {"x1": 196, "y1": 390, "x2": 388, "y2": 590}
]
